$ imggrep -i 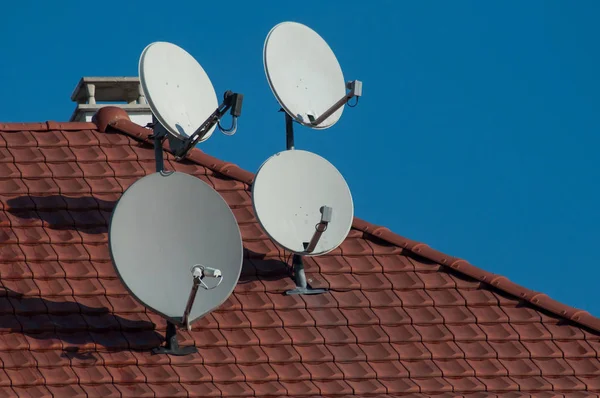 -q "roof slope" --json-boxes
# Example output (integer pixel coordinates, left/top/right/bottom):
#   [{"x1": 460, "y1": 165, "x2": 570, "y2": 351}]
[{"x1": 0, "y1": 106, "x2": 596, "y2": 397}]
